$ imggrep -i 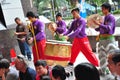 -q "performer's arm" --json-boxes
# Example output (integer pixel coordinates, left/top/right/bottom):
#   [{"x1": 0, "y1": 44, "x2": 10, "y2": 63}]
[
  {"x1": 99, "y1": 17, "x2": 115, "y2": 32},
  {"x1": 94, "y1": 16, "x2": 115, "y2": 33},
  {"x1": 63, "y1": 21, "x2": 75, "y2": 35},
  {"x1": 68, "y1": 21, "x2": 85, "y2": 38}
]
